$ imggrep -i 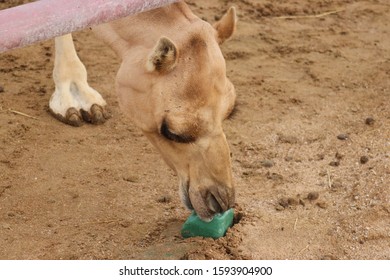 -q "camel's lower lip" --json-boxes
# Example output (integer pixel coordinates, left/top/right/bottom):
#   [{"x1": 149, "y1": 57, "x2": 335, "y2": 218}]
[{"x1": 179, "y1": 180, "x2": 193, "y2": 210}]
